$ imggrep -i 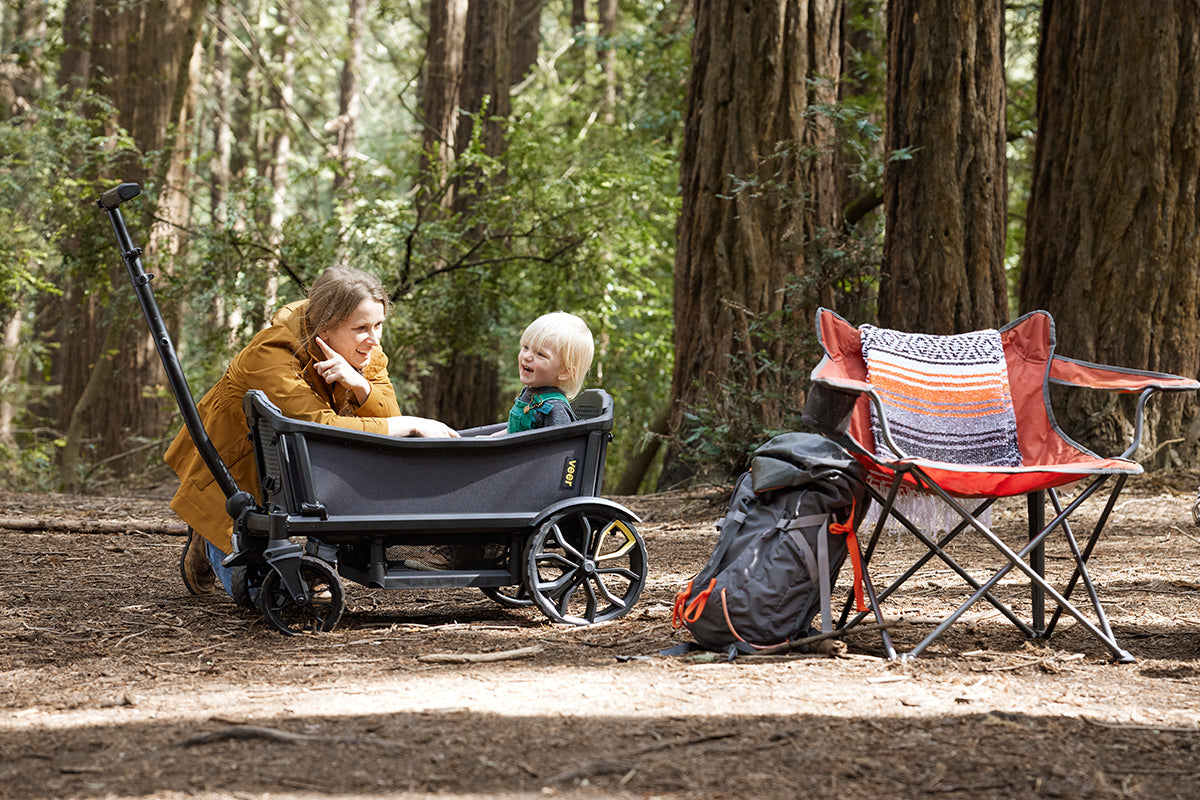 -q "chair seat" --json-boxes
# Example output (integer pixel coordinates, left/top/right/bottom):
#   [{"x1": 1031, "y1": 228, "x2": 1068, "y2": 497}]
[{"x1": 854, "y1": 450, "x2": 1142, "y2": 499}]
